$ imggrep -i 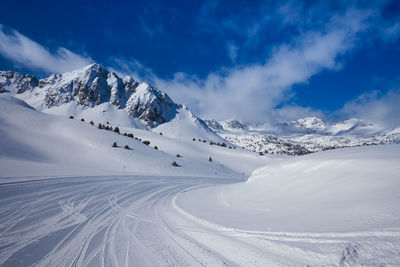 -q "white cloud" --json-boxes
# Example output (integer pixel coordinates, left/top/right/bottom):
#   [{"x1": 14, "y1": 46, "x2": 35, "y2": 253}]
[
  {"x1": 111, "y1": 8, "x2": 371, "y2": 123},
  {"x1": 340, "y1": 89, "x2": 400, "y2": 128},
  {"x1": 0, "y1": 25, "x2": 93, "y2": 74}
]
